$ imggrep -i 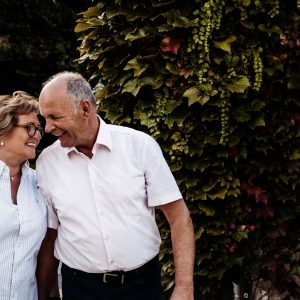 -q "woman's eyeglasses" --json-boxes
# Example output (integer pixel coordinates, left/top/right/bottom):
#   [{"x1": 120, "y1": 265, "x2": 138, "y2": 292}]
[{"x1": 14, "y1": 123, "x2": 44, "y2": 137}]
